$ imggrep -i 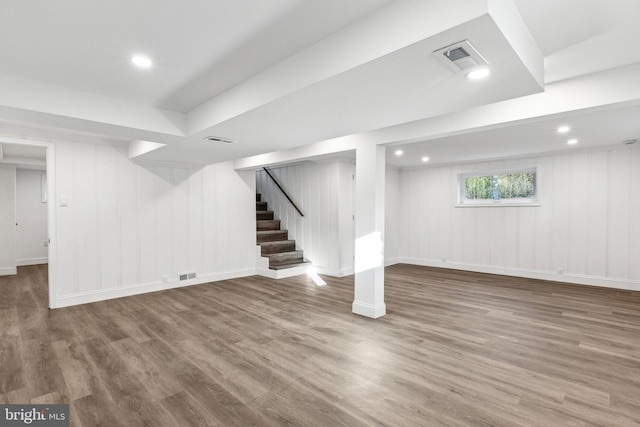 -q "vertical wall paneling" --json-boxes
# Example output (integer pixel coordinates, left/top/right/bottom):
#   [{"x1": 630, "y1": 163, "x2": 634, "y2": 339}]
[
  {"x1": 630, "y1": 148, "x2": 640, "y2": 281},
  {"x1": 202, "y1": 165, "x2": 217, "y2": 270},
  {"x1": 586, "y1": 151, "x2": 608, "y2": 278},
  {"x1": 117, "y1": 146, "x2": 138, "y2": 287},
  {"x1": 398, "y1": 146, "x2": 640, "y2": 290},
  {"x1": 189, "y1": 169, "x2": 204, "y2": 275},
  {"x1": 154, "y1": 166, "x2": 174, "y2": 278},
  {"x1": 137, "y1": 164, "x2": 157, "y2": 284},
  {"x1": 54, "y1": 142, "x2": 75, "y2": 294},
  {"x1": 384, "y1": 167, "x2": 400, "y2": 263},
  {"x1": 550, "y1": 155, "x2": 570, "y2": 273},
  {"x1": 567, "y1": 153, "x2": 588, "y2": 275},
  {"x1": 52, "y1": 139, "x2": 255, "y2": 307},
  {"x1": 607, "y1": 149, "x2": 631, "y2": 279},
  {"x1": 338, "y1": 162, "x2": 355, "y2": 272},
  {"x1": 534, "y1": 158, "x2": 552, "y2": 272},
  {"x1": 173, "y1": 168, "x2": 190, "y2": 275},
  {"x1": 15, "y1": 169, "x2": 48, "y2": 265},
  {"x1": 74, "y1": 142, "x2": 99, "y2": 292},
  {"x1": 0, "y1": 164, "x2": 16, "y2": 275},
  {"x1": 517, "y1": 204, "x2": 535, "y2": 270},
  {"x1": 96, "y1": 144, "x2": 120, "y2": 290}
]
